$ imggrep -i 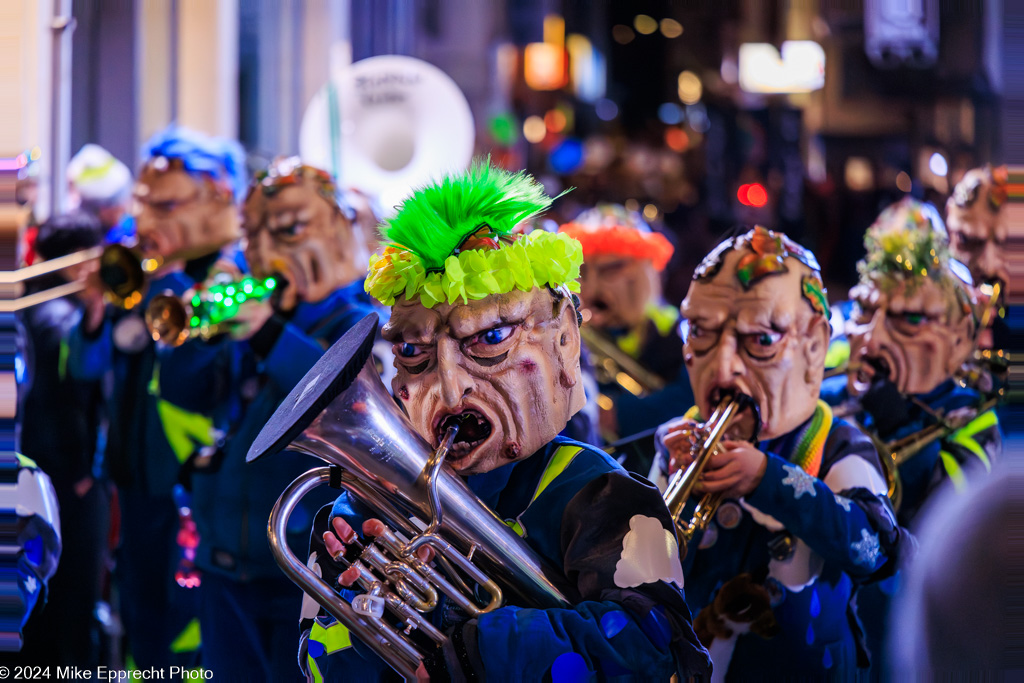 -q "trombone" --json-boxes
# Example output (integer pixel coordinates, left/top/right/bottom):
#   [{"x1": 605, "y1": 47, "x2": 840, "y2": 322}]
[
  {"x1": 0, "y1": 243, "x2": 154, "y2": 312},
  {"x1": 865, "y1": 395, "x2": 1001, "y2": 510},
  {"x1": 145, "y1": 274, "x2": 280, "y2": 346}
]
